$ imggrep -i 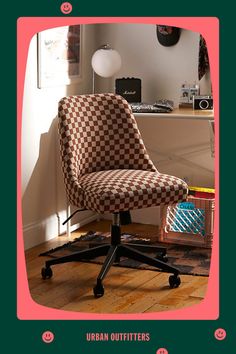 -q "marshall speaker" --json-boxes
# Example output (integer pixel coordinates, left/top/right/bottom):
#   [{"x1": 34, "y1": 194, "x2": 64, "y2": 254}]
[{"x1": 115, "y1": 77, "x2": 141, "y2": 103}]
